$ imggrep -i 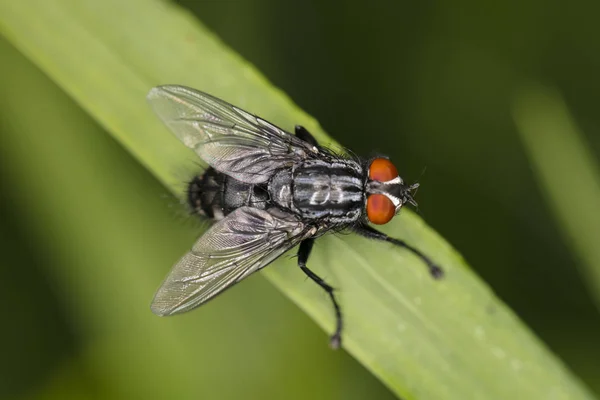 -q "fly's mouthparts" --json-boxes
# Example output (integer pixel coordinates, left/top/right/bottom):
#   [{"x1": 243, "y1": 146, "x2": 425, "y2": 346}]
[{"x1": 405, "y1": 194, "x2": 419, "y2": 208}]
